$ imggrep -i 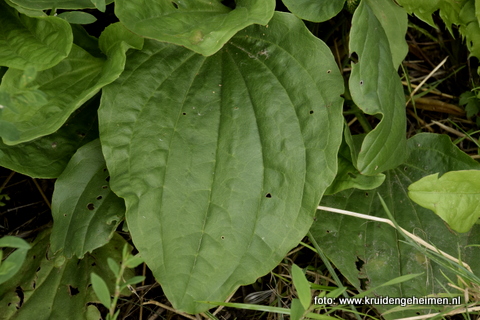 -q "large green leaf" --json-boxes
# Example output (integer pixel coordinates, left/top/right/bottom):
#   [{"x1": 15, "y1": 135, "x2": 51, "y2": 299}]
[
  {"x1": 51, "y1": 139, "x2": 125, "y2": 258},
  {"x1": 0, "y1": 23, "x2": 143, "y2": 145},
  {"x1": 0, "y1": 0, "x2": 72, "y2": 70},
  {"x1": 311, "y1": 133, "x2": 480, "y2": 318},
  {"x1": 0, "y1": 95, "x2": 99, "y2": 178},
  {"x1": 9, "y1": 0, "x2": 114, "y2": 10},
  {"x1": 115, "y1": 0, "x2": 275, "y2": 56},
  {"x1": 348, "y1": 1, "x2": 407, "y2": 174},
  {"x1": 0, "y1": 230, "x2": 133, "y2": 320},
  {"x1": 99, "y1": 12, "x2": 344, "y2": 314},
  {"x1": 408, "y1": 170, "x2": 480, "y2": 233},
  {"x1": 281, "y1": 0, "x2": 345, "y2": 23}
]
